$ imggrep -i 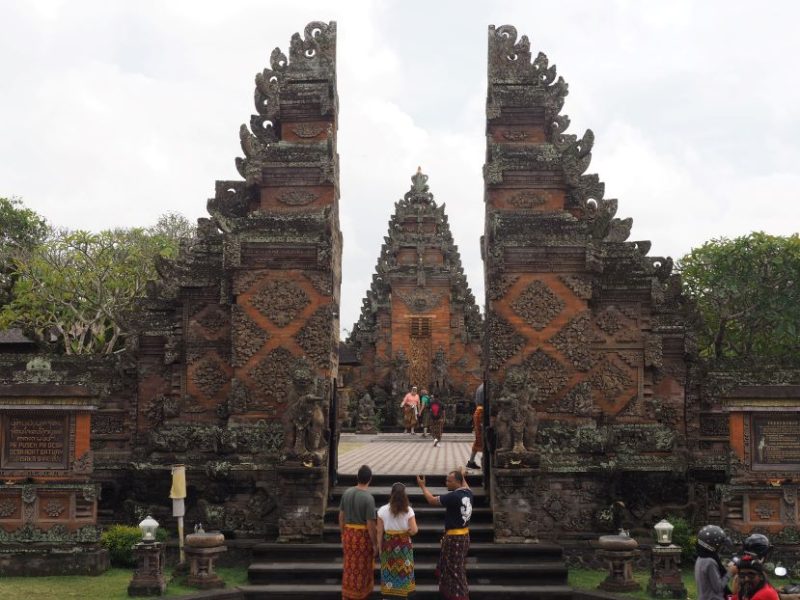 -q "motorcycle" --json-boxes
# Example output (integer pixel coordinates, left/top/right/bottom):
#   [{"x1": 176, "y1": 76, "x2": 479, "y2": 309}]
[{"x1": 774, "y1": 565, "x2": 800, "y2": 599}]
